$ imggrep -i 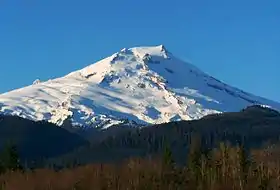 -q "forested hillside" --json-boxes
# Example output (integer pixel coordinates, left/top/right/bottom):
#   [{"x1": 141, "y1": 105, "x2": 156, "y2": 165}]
[
  {"x1": 48, "y1": 105, "x2": 280, "y2": 167},
  {"x1": 0, "y1": 115, "x2": 88, "y2": 162}
]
